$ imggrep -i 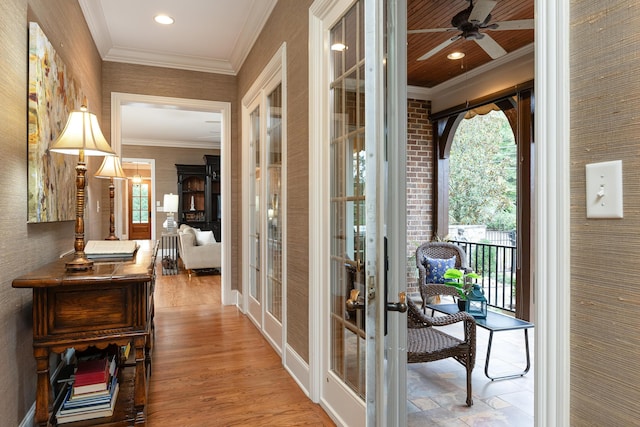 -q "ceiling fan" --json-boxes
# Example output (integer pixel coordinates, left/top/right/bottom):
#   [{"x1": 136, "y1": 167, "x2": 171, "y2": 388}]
[{"x1": 408, "y1": 0, "x2": 534, "y2": 61}]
